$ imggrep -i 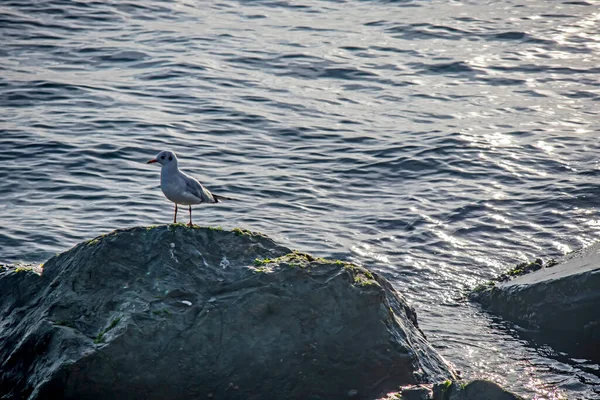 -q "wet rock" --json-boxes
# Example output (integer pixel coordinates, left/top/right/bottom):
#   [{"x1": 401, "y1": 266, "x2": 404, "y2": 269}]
[
  {"x1": 399, "y1": 383, "x2": 432, "y2": 399},
  {"x1": 0, "y1": 225, "x2": 454, "y2": 400},
  {"x1": 470, "y1": 243, "x2": 600, "y2": 361},
  {"x1": 435, "y1": 380, "x2": 524, "y2": 400},
  {"x1": 382, "y1": 380, "x2": 523, "y2": 400},
  {"x1": 451, "y1": 380, "x2": 524, "y2": 400}
]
